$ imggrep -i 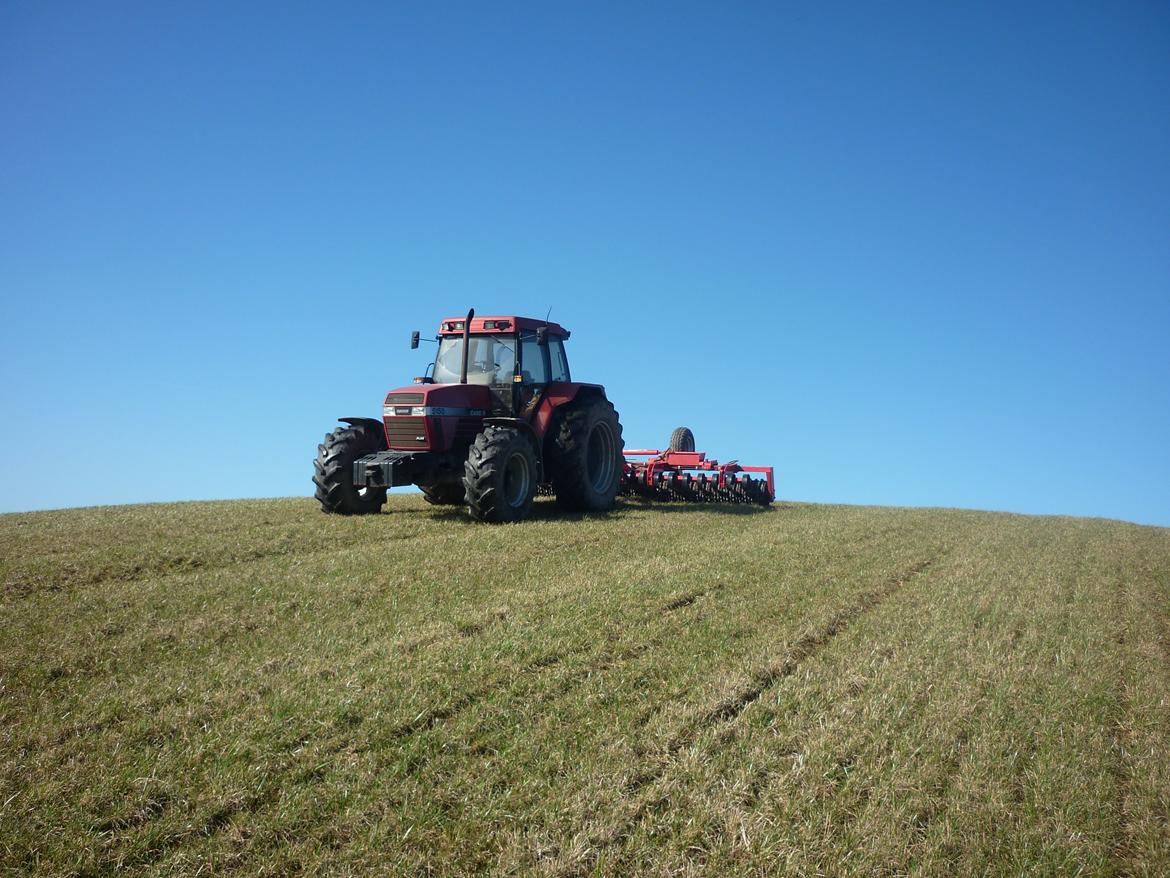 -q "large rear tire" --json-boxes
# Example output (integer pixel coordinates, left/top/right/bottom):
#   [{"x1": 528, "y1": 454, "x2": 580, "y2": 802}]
[
  {"x1": 549, "y1": 397, "x2": 624, "y2": 512},
  {"x1": 313, "y1": 423, "x2": 387, "y2": 515},
  {"x1": 463, "y1": 426, "x2": 538, "y2": 523},
  {"x1": 420, "y1": 483, "x2": 465, "y2": 506}
]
